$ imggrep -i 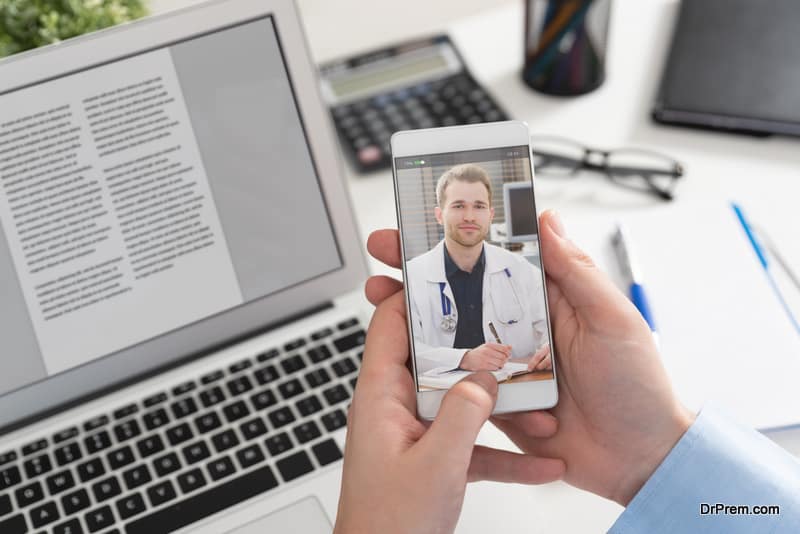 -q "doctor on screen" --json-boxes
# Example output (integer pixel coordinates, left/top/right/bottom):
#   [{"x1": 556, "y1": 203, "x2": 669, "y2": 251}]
[{"x1": 406, "y1": 164, "x2": 551, "y2": 375}]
